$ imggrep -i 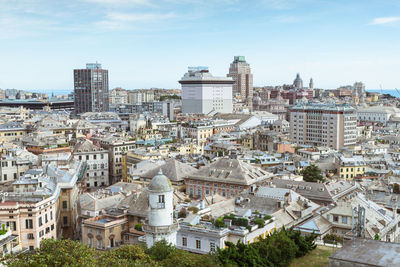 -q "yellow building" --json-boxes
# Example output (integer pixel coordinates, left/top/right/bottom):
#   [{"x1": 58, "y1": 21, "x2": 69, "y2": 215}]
[
  {"x1": 241, "y1": 134, "x2": 254, "y2": 150},
  {"x1": 0, "y1": 122, "x2": 27, "y2": 142},
  {"x1": 338, "y1": 156, "x2": 366, "y2": 180}
]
